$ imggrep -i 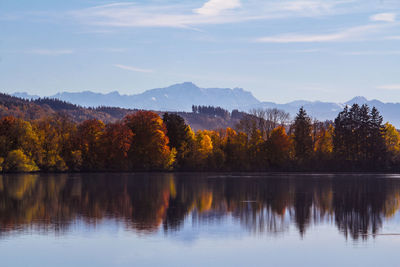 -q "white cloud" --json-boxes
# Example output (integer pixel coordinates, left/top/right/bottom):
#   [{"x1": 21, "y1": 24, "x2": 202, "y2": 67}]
[
  {"x1": 71, "y1": 3, "x2": 250, "y2": 28},
  {"x1": 377, "y1": 84, "x2": 400, "y2": 90},
  {"x1": 274, "y1": 0, "x2": 340, "y2": 14},
  {"x1": 256, "y1": 24, "x2": 386, "y2": 43},
  {"x1": 28, "y1": 49, "x2": 74, "y2": 55},
  {"x1": 194, "y1": 0, "x2": 241, "y2": 16},
  {"x1": 71, "y1": 0, "x2": 353, "y2": 28},
  {"x1": 370, "y1": 13, "x2": 396, "y2": 22},
  {"x1": 113, "y1": 64, "x2": 153, "y2": 73}
]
